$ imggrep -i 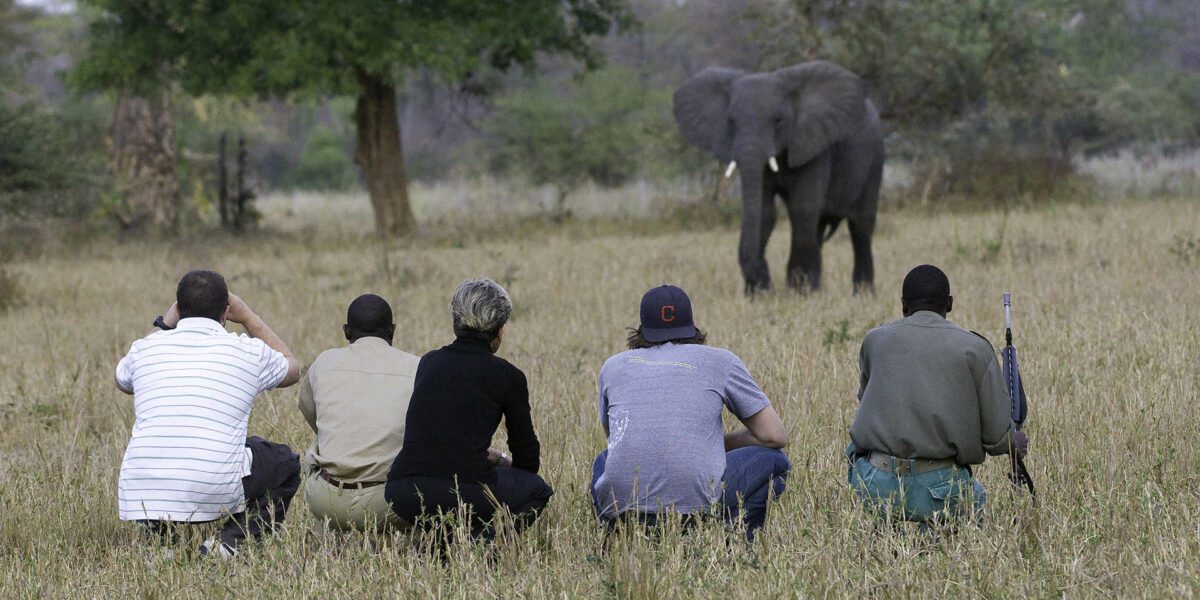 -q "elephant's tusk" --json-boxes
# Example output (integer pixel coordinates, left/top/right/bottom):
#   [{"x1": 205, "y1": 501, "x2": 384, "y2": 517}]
[
  {"x1": 725, "y1": 161, "x2": 737, "y2": 178},
  {"x1": 768, "y1": 156, "x2": 779, "y2": 172}
]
